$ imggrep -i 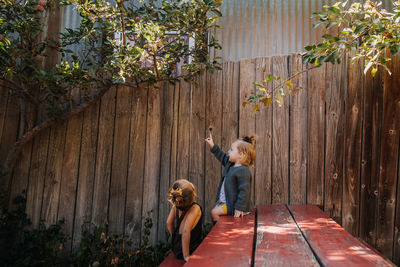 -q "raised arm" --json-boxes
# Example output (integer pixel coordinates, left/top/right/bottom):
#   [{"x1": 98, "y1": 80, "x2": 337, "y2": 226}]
[
  {"x1": 210, "y1": 144, "x2": 230, "y2": 166},
  {"x1": 205, "y1": 132, "x2": 230, "y2": 166}
]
